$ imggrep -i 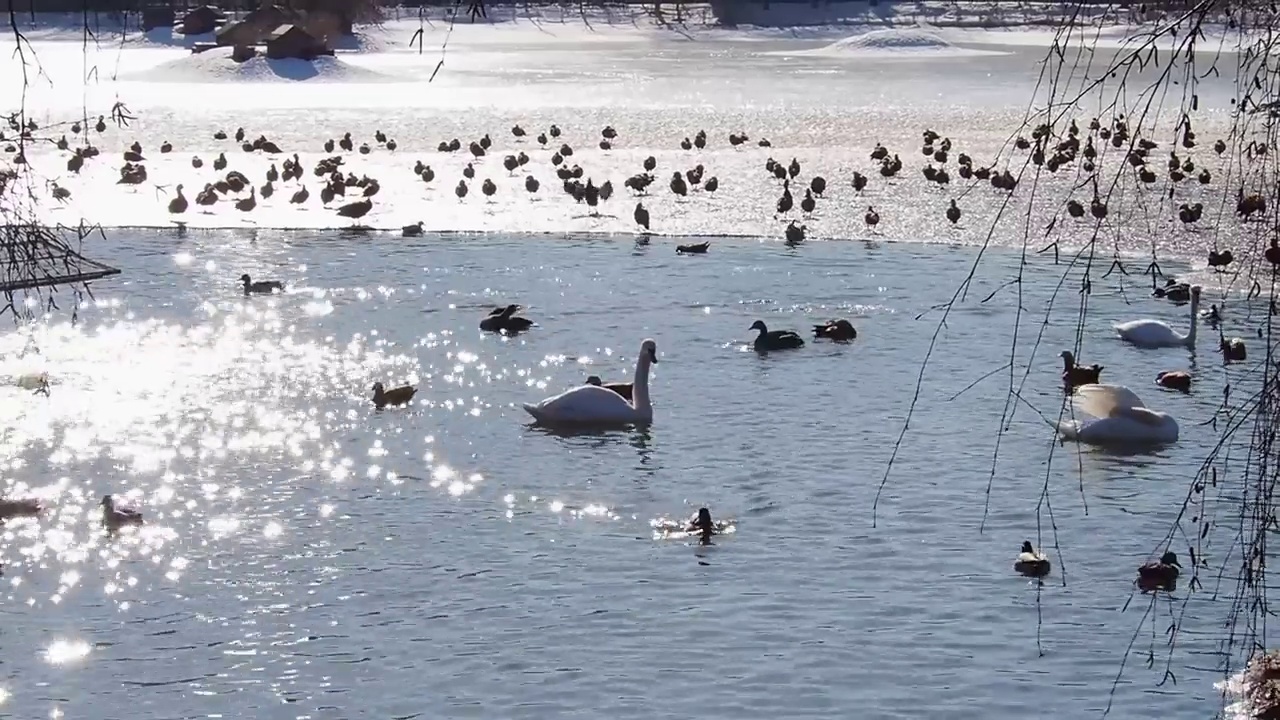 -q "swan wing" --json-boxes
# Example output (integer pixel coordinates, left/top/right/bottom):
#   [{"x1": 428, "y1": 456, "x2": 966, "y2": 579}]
[
  {"x1": 1073, "y1": 384, "x2": 1146, "y2": 419},
  {"x1": 523, "y1": 385, "x2": 639, "y2": 423}
]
